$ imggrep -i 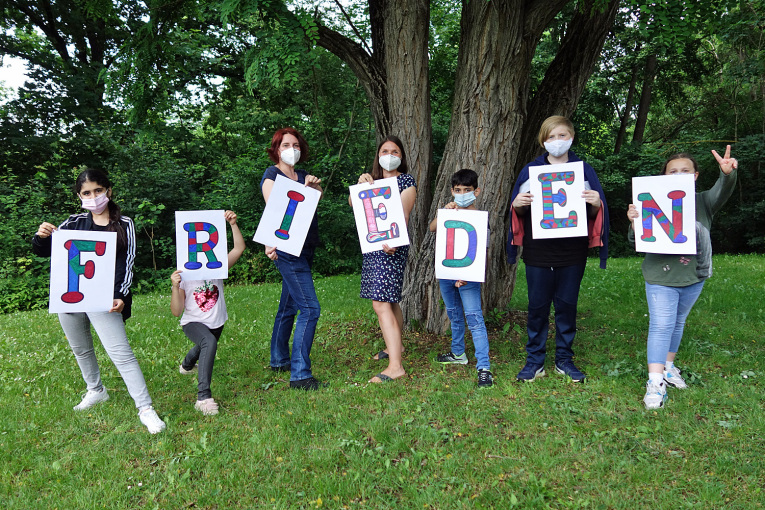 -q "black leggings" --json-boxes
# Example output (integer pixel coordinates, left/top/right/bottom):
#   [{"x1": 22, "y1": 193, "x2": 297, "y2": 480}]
[{"x1": 181, "y1": 323, "x2": 224, "y2": 400}]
